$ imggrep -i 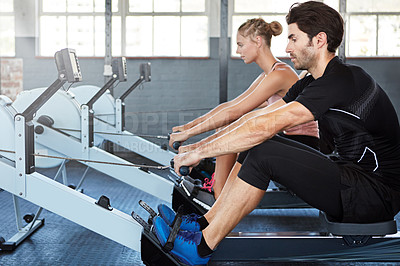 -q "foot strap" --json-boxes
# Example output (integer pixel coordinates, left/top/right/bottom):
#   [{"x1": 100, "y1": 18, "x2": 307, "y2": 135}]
[{"x1": 163, "y1": 210, "x2": 183, "y2": 252}]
